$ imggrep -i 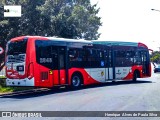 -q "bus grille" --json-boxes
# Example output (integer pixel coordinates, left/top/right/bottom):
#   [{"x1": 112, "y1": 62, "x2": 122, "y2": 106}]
[{"x1": 7, "y1": 54, "x2": 26, "y2": 63}]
